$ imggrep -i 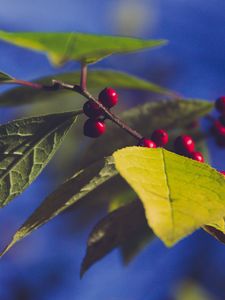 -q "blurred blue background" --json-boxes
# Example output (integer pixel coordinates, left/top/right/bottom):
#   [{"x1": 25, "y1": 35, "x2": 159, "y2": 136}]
[{"x1": 0, "y1": 0, "x2": 225, "y2": 299}]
